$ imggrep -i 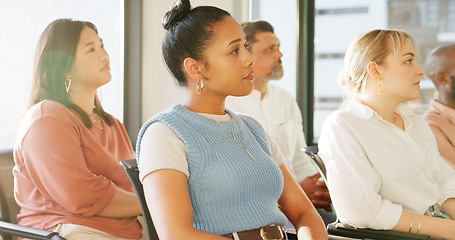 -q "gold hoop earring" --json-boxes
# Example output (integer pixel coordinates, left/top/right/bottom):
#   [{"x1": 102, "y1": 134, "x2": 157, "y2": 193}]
[
  {"x1": 377, "y1": 77, "x2": 382, "y2": 96},
  {"x1": 196, "y1": 78, "x2": 205, "y2": 94},
  {"x1": 65, "y1": 77, "x2": 72, "y2": 93}
]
